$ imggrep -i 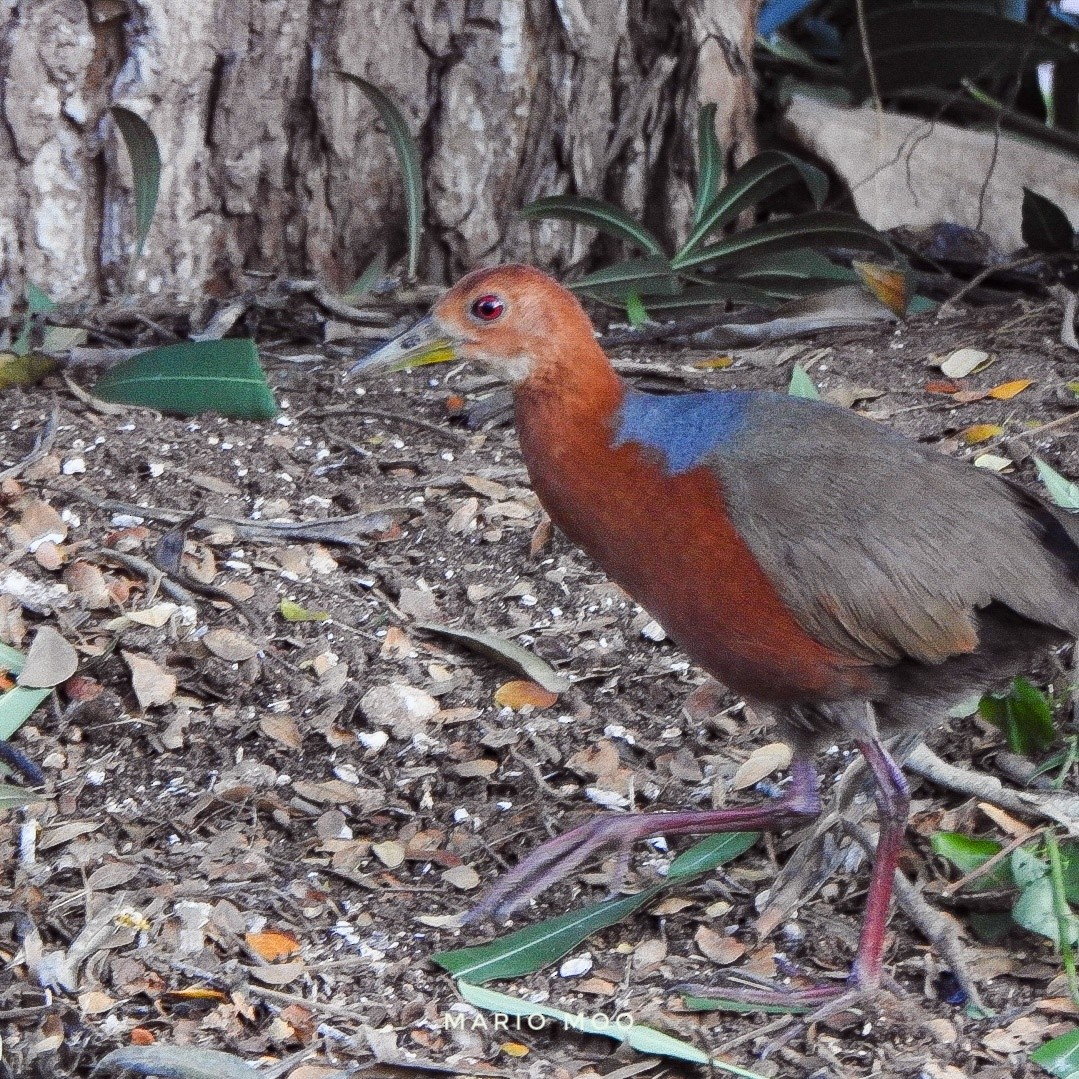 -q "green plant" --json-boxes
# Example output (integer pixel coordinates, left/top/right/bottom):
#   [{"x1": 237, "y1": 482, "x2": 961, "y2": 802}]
[{"x1": 518, "y1": 105, "x2": 899, "y2": 320}]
